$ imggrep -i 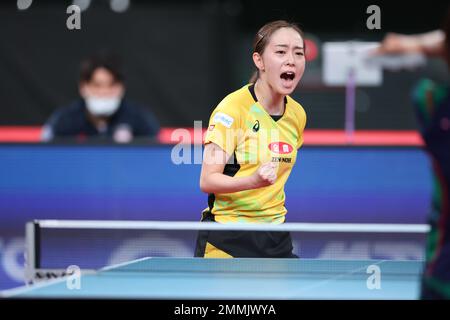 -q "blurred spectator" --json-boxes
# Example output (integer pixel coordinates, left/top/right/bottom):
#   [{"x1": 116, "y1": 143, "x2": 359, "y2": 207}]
[
  {"x1": 377, "y1": 9, "x2": 450, "y2": 299},
  {"x1": 41, "y1": 52, "x2": 160, "y2": 143}
]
